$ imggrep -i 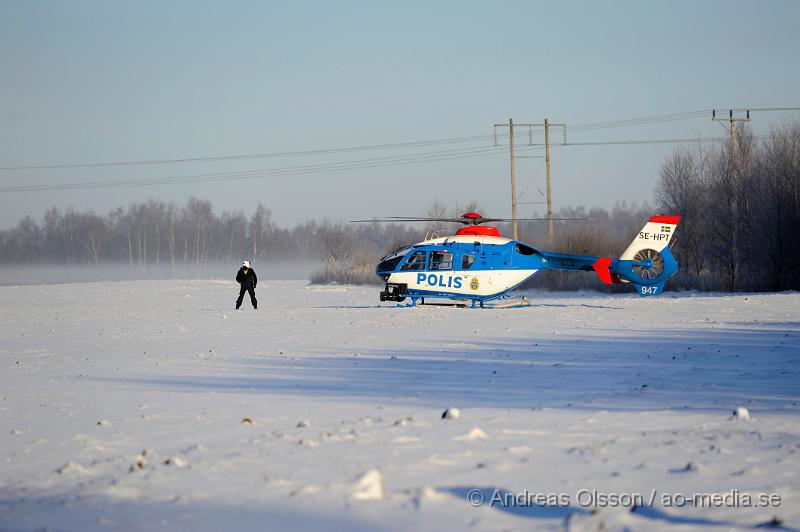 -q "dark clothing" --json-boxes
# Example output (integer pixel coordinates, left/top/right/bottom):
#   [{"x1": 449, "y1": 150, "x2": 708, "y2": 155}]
[
  {"x1": 235, "y1": 267, "x2": 258, "y2": 309},
  {"x1": 236, "y1": 286, "x2": 257, "y2": 309},
  {"x1": 236, "y1": 267, "x2": 257, "y2": 289}
]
